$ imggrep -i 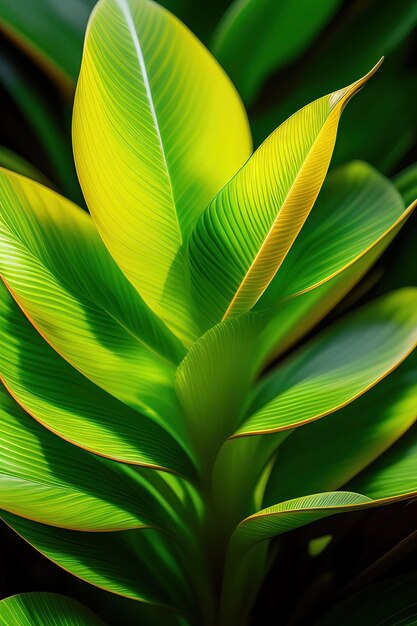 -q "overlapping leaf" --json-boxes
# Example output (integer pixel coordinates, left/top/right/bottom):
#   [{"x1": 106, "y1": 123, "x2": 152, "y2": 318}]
[
  {"x1": 1, "y1": 513, "x2": 178, "y2": 609},
  {"x1": 236, "y1": 289, "x2": 417, "y2": 437},
  {"x1": 0, "y1": 387, "x2": 162, "y2": 530},
  {"x1": 73, "y1": 0, "x2": 251, "y2": 342},
  {"x1": 257, "y1": 197, "x2": 415, "y2": 364},
  {"x1": 189, "y1": 62, "x2": 382, "y2": 330},
  {"x1": 0, "y1": 167, "x2": 184, "y2": 431},
  {"x1": 264, "y1": 349, "x2": 417, "y2": 505},
  {"x1": 232, "y1": 417, "x2": 417, "y2": 551},
  {"x1": 0, "y1": 282, "x2": 195, "y2": 476},
  {"x1": 260, "y1": 161, "x2": 407, "y2": 303},
  {"x1": 176, "y1": 314, "x2": 259, "y2": 474},
  {"x1": 0, "y1": 592, "x2": 106, "y2": 626}
]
